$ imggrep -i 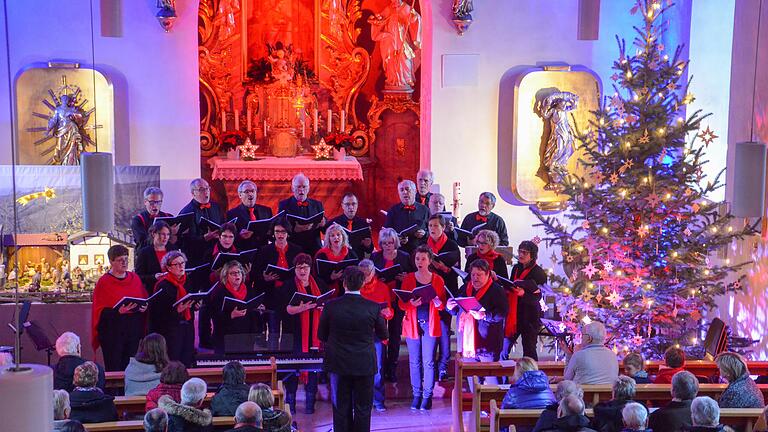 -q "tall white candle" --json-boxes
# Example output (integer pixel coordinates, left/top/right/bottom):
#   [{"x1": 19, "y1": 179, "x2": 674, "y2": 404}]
[
  {"x1": 301, "y1": 119, "x2": 306, "y2": 138},
  {"x1": 234, "y1": 110, "x2": 240, "y2": 130},
  {"x1": 263, "y1": 120, "x2": 268, "y2": 137},
  {"x1": 327, "y1": 109, "x2": 332, "y2": 133},
  {"x1": 313, "y1": 109, "x2": 319, "y2": 133},
  {"x1": 221, "y1": 110, "x2": 226, "y2": 132},
  {"x1": 246, "y1": 107, "x2": 252, "y2": 131},
  {"x1": 340, "y1": 110, "x2": 346, "y2": 132}
]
